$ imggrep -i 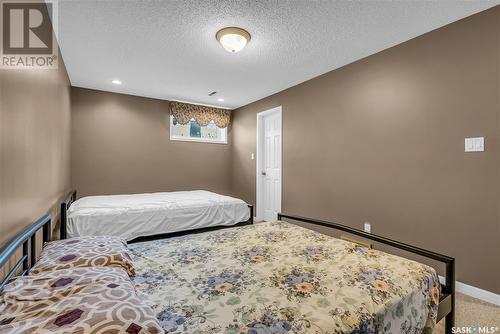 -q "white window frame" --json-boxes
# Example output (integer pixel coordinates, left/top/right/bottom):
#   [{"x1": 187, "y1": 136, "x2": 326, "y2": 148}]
[{"x1": 169, "y1": 115, "x2": 228, "y2": 144}]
